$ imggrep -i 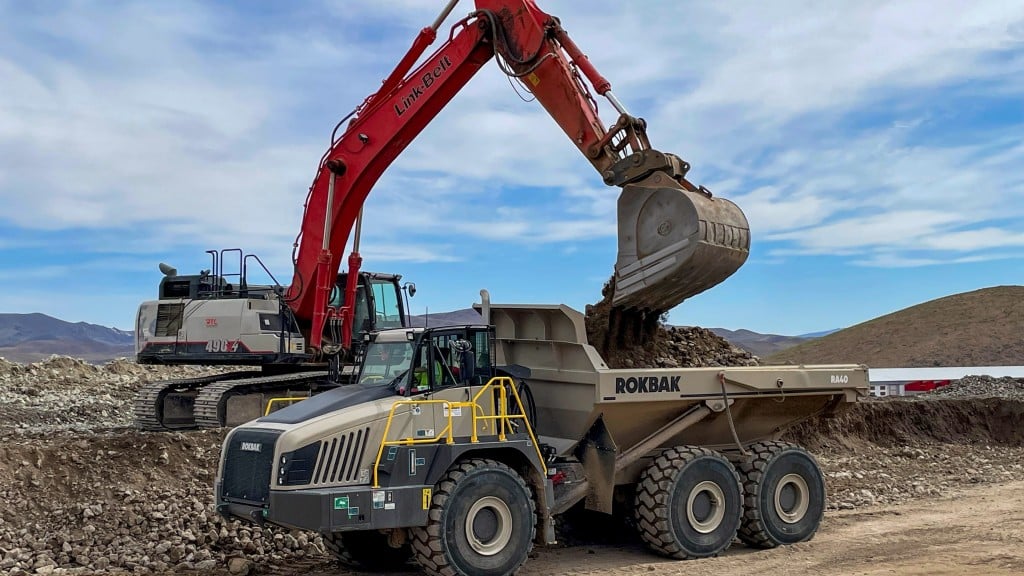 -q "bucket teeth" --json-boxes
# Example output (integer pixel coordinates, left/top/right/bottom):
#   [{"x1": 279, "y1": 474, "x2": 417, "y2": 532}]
[{"x1": 612, "y1": 177, "x2": 750, "y2": 312}]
